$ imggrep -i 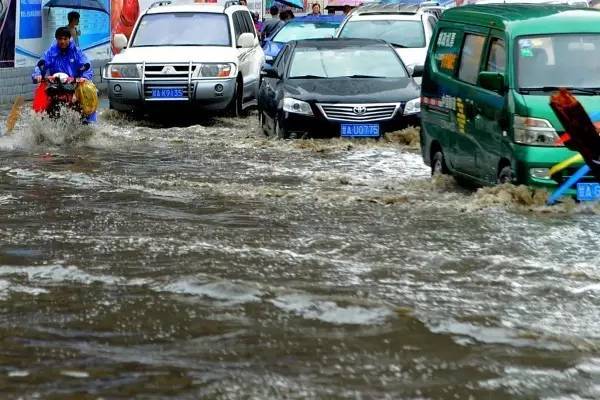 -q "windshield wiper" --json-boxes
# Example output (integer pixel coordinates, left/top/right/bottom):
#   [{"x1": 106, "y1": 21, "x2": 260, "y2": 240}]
[
  {"x1": 290, "y1": 75, "x2": 323, "y2": 79},
  {"x1": 389, "y1": 42, "x2": 407, "y2": 48},
  {"x1": 343, "y1": 74, "x2": 384, "y2": 78},
  {"x1": 519, "y1": 86, "x2": 600, "y2": 95}
]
